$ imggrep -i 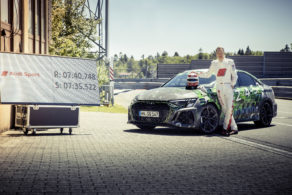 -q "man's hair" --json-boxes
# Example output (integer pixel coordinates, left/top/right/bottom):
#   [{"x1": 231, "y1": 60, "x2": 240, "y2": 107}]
[{"x1": 216, "y1": 47, "x2": 225, "y2": 53}]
